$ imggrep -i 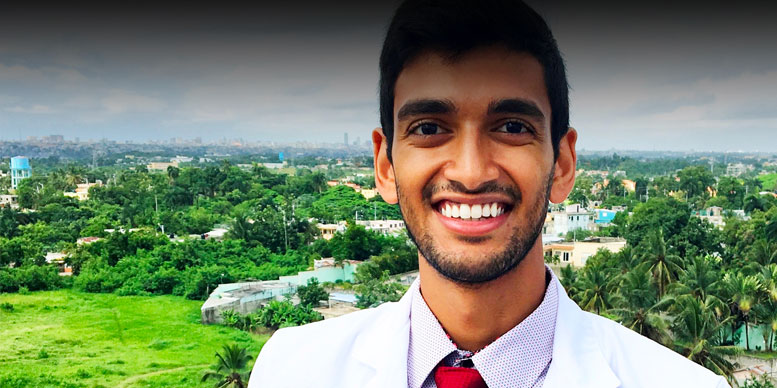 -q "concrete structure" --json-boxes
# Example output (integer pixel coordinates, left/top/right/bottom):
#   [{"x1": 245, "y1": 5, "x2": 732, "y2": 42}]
[
  {"x1": 317, "y1": 222, "x2": 346, "y2": 240},
  {"x1": 544, "y1": 204, "x2": 594, "y2": 237},
  {"x1": 201, "y1": 260, "x2": 361, "y2": 324},
  {"x1": 146, "y1": 161, "x2": 179, "y2": 172},
  {"x1": 10, "y1": 156, "x2": 32, "y2": 190},
  {"x1": 64, "y1": 181, "x2": 101, "y2": 201},
  {"x1": 726, "y1": 163, "x2": 749, "y2": 177},
  {"x1": 0, "y1": 194, "x2": 19, "y2": 209},
  {"x1": 543, "y1": 238, "x2": 627, "y2": 267},
  {"x1": 356, "y1": 219, "x2": 406, "y2": 235},
  {"x1": 594, "y1": 209, "x2": 620, "y2": 225}
]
